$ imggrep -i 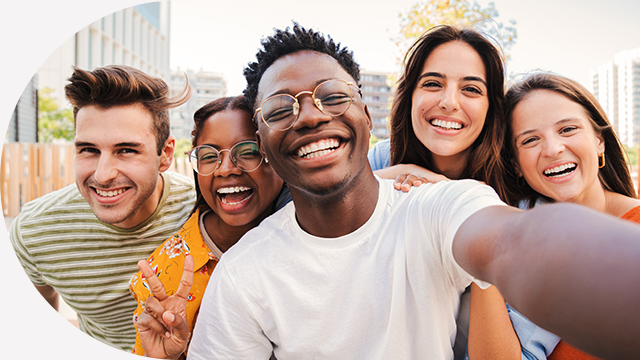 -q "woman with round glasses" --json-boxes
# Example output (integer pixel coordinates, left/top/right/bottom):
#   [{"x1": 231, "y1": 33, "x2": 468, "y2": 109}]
[
  {"x1": 367, "y1": 25, "x2": 520, "y2": 360},
  {"x1": 128, "y1": 95, "x2": 287, "y2": 359}
]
